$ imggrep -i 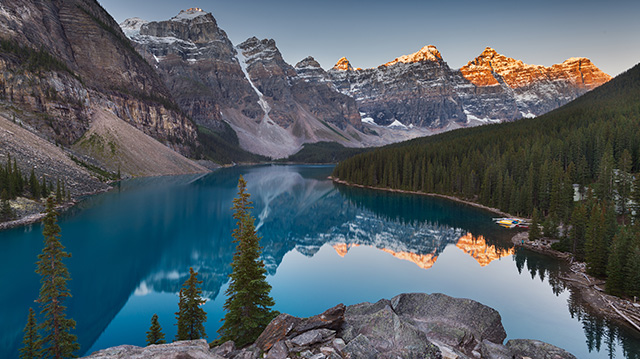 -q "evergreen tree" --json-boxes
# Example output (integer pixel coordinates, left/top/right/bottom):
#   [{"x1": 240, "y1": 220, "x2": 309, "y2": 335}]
[
  {"x1": 218, "y1": 176, "x2": 277, "y2": 347},
  {"x1": 1, "y1": 188, "x2": 14, "y2": 221},
  {"x1": 55, "y1": 179, "x2": 62, "y2": 203},
  {"x1": 528, "y1": 208, "x2": 542, "y2": 240},
  {"x1": 146, "y1": 314, "x2": 166, "y2": 346},
  {"x1": 625, "y1": 244, "x2": 640, "y2": 298},
  {"x1": 40, "y1": 175, "x2": 48, "y2": 199},
  {"x1": 19, "y1": 307, "x2": 42, "y2": 359},
  {"x1": 29, "y1": 168, "x2": 40, "y2": 199},
  {"x1": 36, "y1": 196, "x2": 79, "y2": 358},
  {"x1": 606, "y1": 230, "x2": 630, "y2": 296},
  {"x1": 542, "y1": 215, "x2": 558, "y2": 239},
  {"x1": 175, "y1": 267, "x2": 207, "y2": 341}
]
